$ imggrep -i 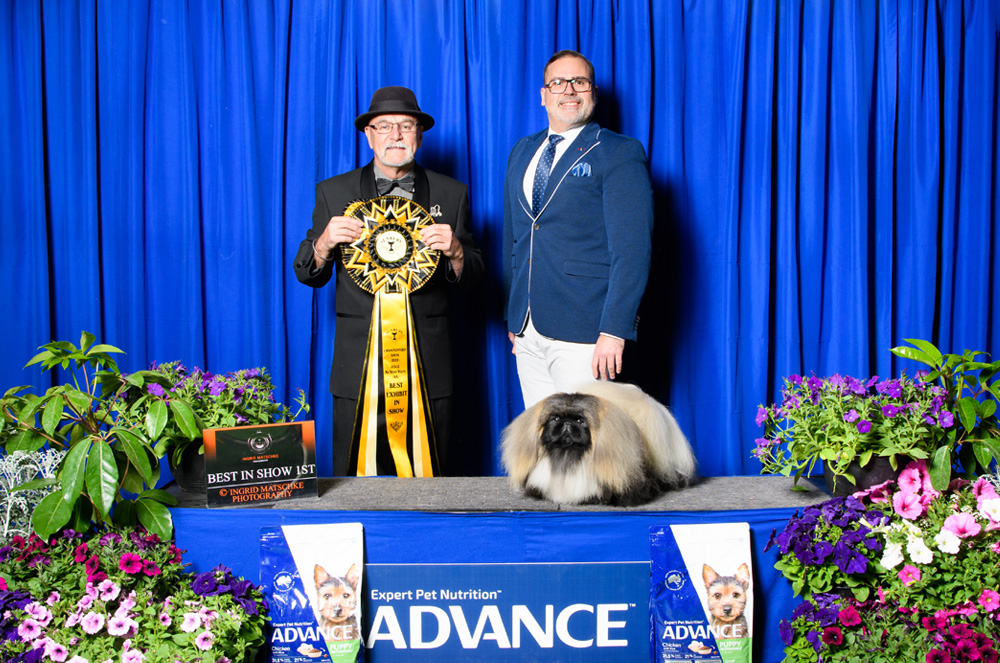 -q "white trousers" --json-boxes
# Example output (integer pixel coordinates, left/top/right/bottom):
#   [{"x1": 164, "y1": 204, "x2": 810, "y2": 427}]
[{"x1": 513, "y1": 316, "x2": 596, "y2": 408}]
